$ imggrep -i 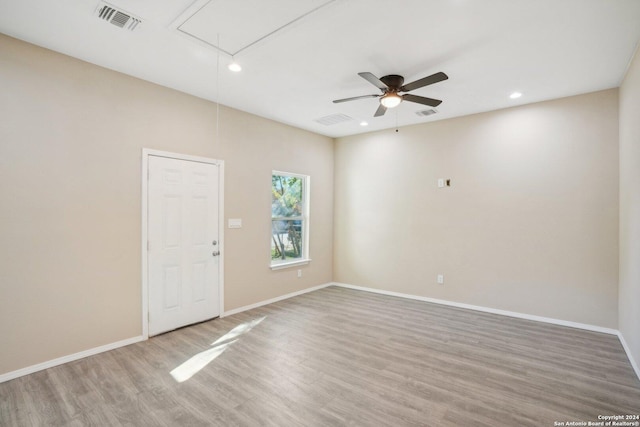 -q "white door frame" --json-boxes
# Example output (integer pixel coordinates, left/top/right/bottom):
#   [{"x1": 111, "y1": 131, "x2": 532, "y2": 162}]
[{"x1": 141, "y1": 148, "x2": 225, "y2": 339}]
